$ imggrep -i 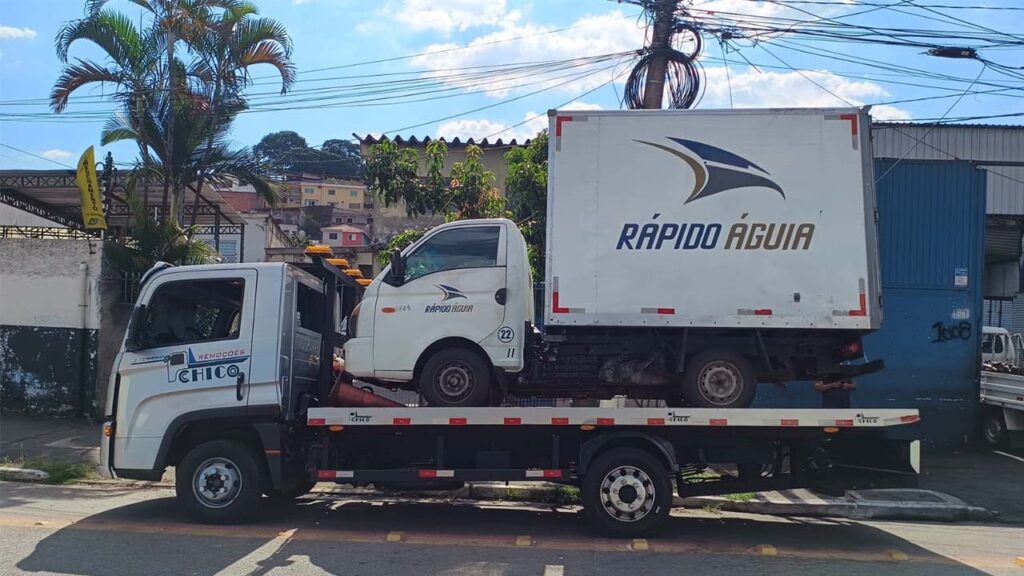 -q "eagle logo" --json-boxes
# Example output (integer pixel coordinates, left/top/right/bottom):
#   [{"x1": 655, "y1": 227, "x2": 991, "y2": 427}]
[
  {"x1": 635, "y1": 137, "x2": 785, "y2": 204},
  {"x1": 436, "y1": 284, "x2": 466, "y2": 301}
]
